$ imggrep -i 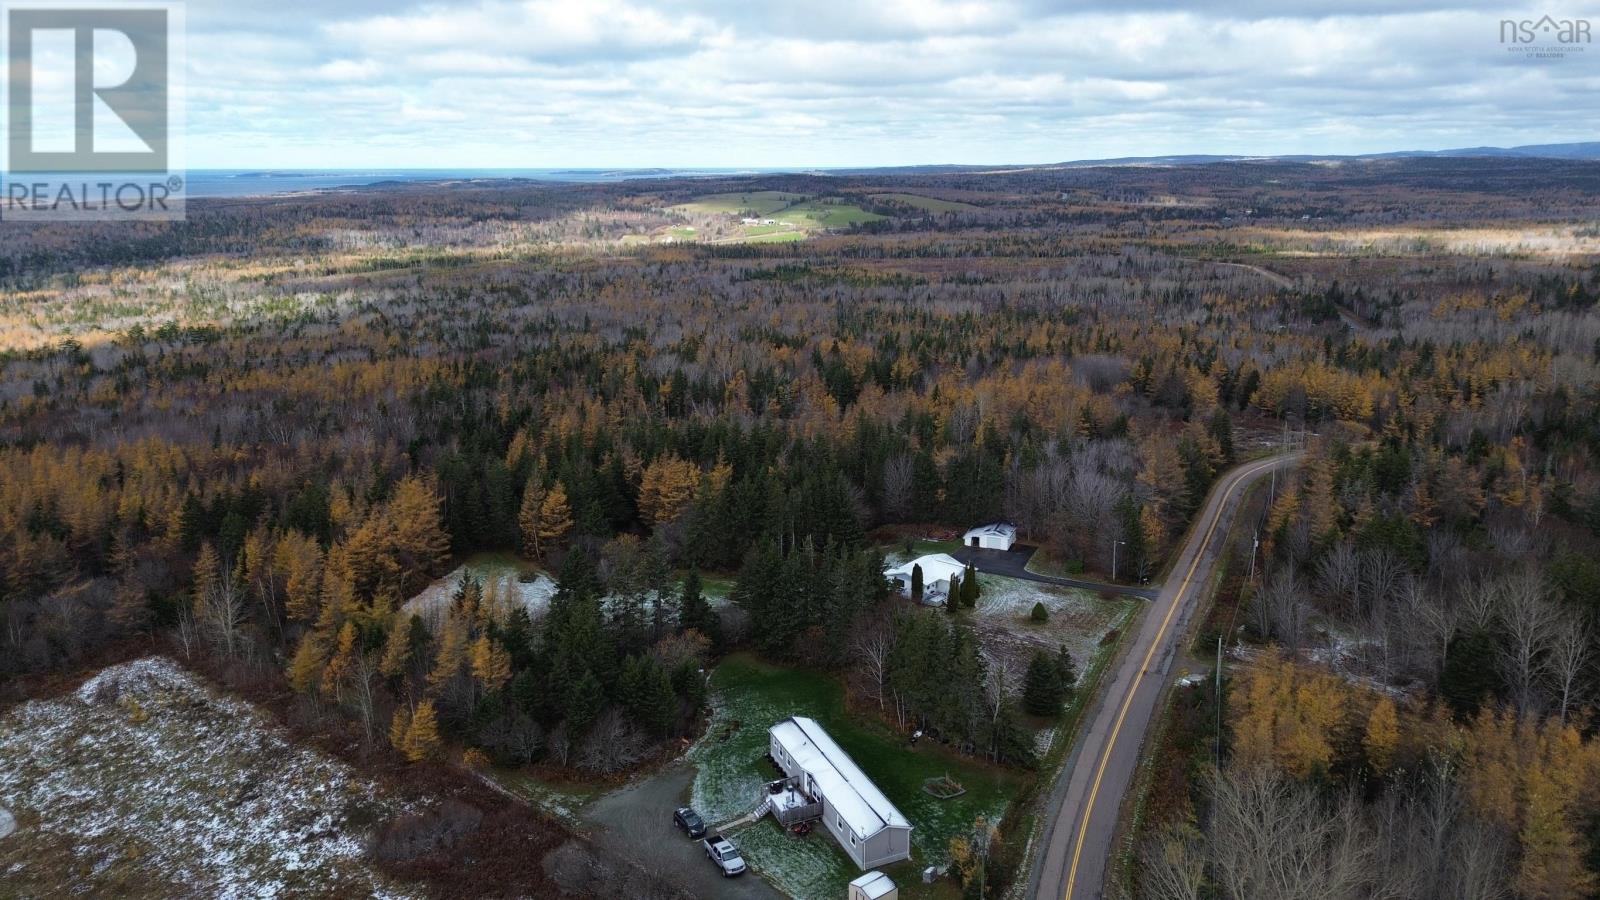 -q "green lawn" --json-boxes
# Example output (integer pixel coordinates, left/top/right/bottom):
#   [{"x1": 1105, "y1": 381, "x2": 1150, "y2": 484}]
[
  {"x1": 869, "y1": 193, "x2": 980, "y2": 213},
  {"x1": 687, "y1": 571, "x2": 738, "y2": 602},
  {"x1": 673, "y1": 191, "x2": 808, "y2": 216},
  {"x1": 689, "y1": 654, "x2": 1018, "y2": 899},
  {"x1": 879, "y1": 538, "x2": 966, "y2": 565},
  {"x1": 779, "y1": 199, "x2": 887, "y2": 229}
]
